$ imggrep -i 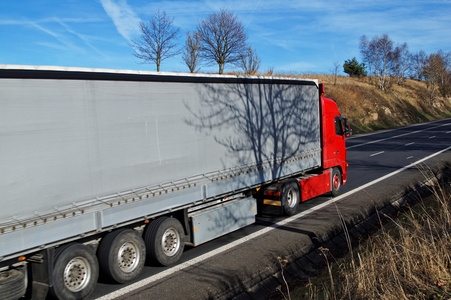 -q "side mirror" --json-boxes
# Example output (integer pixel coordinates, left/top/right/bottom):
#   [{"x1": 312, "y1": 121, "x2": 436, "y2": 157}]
[{"x1": 343, "y1": 118, "x2": 352, "y2": 137}]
